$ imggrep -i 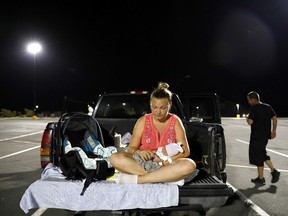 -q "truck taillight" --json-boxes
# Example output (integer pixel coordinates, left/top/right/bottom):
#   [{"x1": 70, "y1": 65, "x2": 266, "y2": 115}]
[
  {"x1": 40, "y1": 147, "x2": 50, "y2": 155},
  {"x1": 41, "y1": 130, "x2": 51, "y2": 146},
  {"x1": 40, "y1": 129, "x2": 52, "y2": 168}
]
